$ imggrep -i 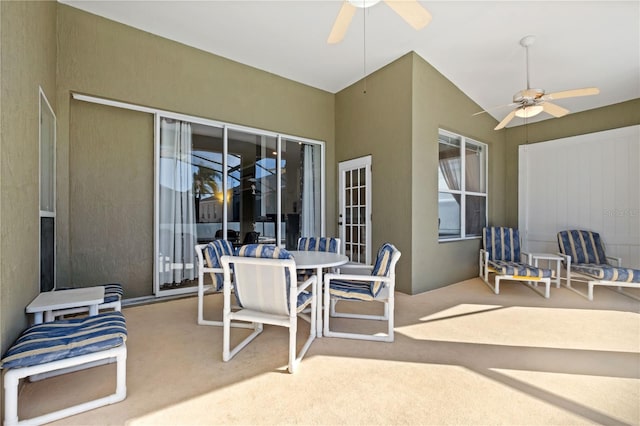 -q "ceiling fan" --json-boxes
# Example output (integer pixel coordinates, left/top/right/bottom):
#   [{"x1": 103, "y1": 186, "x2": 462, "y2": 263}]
[
  {"x1": 327, "y1": 0, "x2": 432, "y2": 44},
  {"x1": 479, "y1": 35, "x2": 600, "y2": 130}
]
